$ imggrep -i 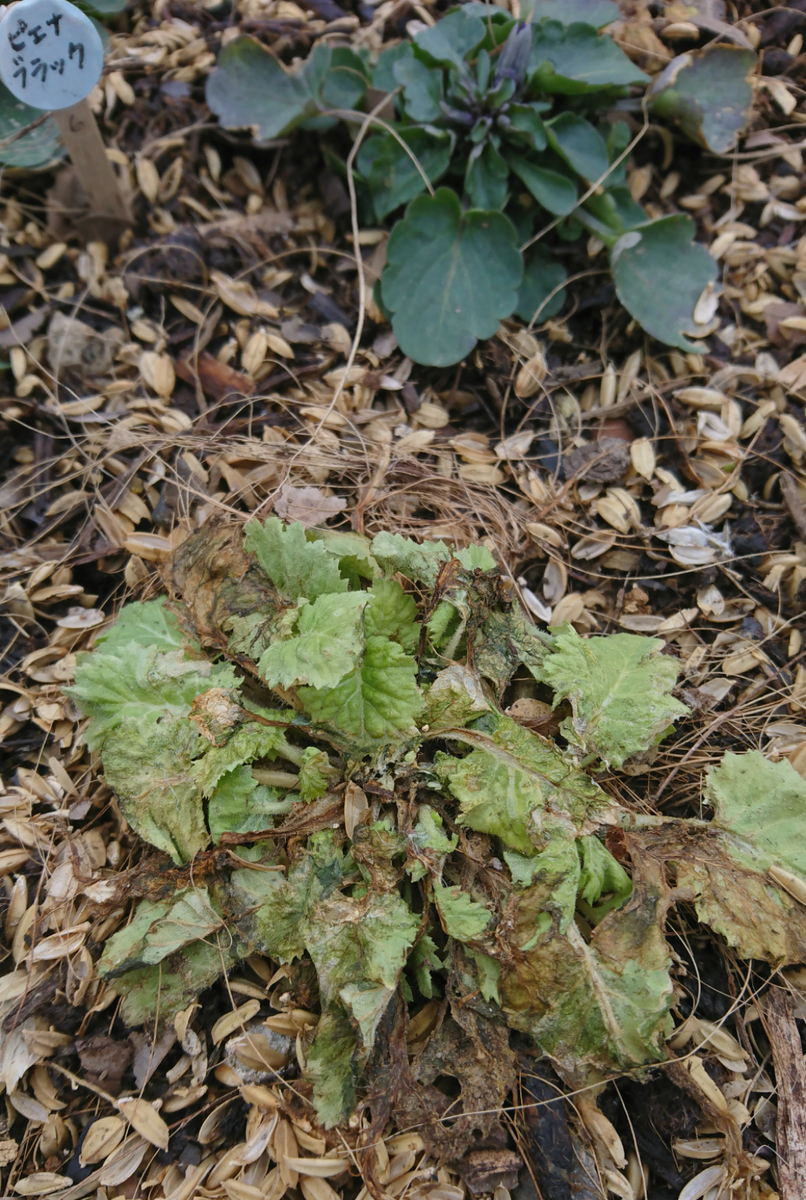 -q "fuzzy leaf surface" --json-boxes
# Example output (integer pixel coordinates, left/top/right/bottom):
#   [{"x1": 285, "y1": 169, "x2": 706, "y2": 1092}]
[
  {"x1": 370, "y1": 531, "x2": 452, "y2": 586},
  {"x1": 95, "y1": 599, "x2": 195, "y2": 655},
  {"x1": 101, "y1": 719, "x2": 209, "y2": 863},
  {"x1": 300, "y1": 636, "x2": 423, "y2": 745},
  {"x1": 258, "y1": 592, "x2": 368, "y2": 689},
  {"x1": 540, "y1": 624, "x2": 688, "y2": 768},
  {"x1": 365, "y1": 578, "x2": 419, "y2": 651},
  {"x1": 68, "y1": 644, "x2": 236, "y2": 750},
  {"x1": 244, "y1": 517, "x2": 348, "y2": 602}
]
